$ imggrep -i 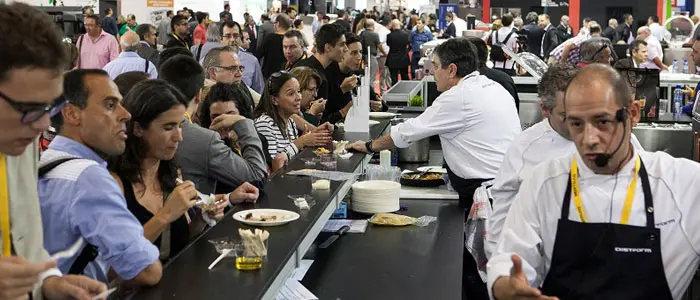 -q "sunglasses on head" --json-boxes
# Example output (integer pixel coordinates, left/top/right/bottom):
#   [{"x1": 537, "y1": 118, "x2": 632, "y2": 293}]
[{"x1": 0, "y1": 90, "x2": 66, "y2": 124}]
